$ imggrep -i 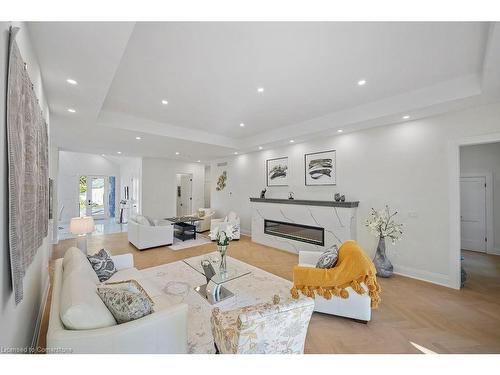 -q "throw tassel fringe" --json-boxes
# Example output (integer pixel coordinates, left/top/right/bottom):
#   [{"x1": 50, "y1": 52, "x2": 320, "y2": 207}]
[{"x1": 291, "y1": 274, "x2": 381, "y2": 309}]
